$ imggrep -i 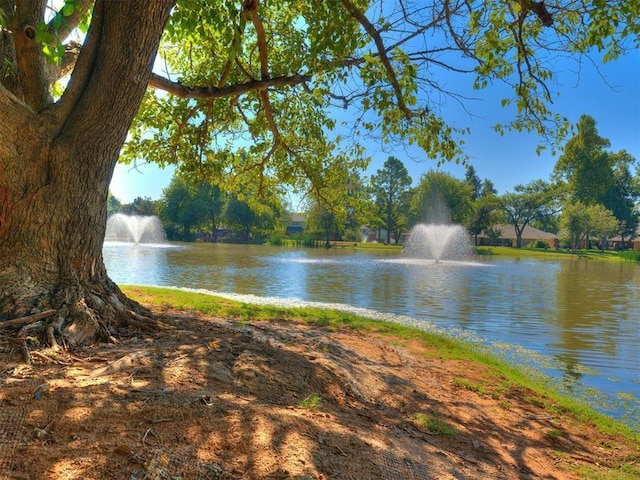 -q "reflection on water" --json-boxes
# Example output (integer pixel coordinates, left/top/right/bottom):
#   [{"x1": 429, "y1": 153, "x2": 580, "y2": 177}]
[{"x1": 103, "y1": 242, "x2": 640, "y2": 428}]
